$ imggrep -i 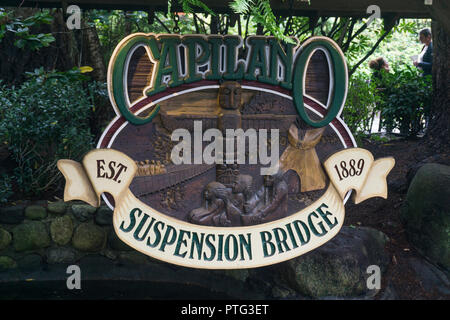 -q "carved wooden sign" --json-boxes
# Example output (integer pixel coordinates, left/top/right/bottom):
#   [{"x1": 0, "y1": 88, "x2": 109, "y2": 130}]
[{"x1": 58, "y1": 34, "x2": 395, "y2": 269}]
